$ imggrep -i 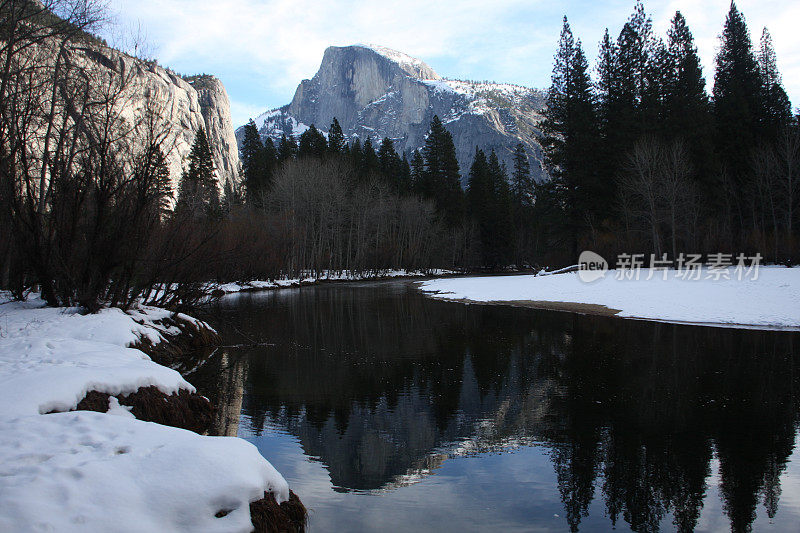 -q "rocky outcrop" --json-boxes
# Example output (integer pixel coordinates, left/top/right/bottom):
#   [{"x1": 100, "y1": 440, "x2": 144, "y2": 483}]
[
  {"x1": 72, "y1": 45, "x2": 240, "y2": 194},
  {"x1": 189, "y1": 75, "x2": 240, "y2": 189},
  {"x1": 246, "y1": 44, "x2": 547, "y2": 183}
]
